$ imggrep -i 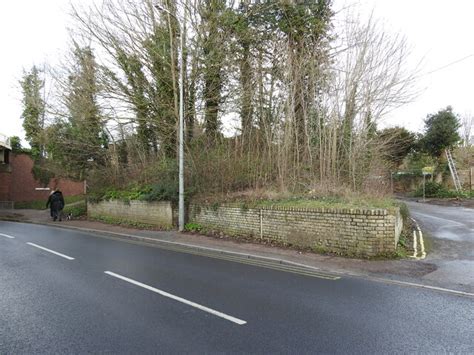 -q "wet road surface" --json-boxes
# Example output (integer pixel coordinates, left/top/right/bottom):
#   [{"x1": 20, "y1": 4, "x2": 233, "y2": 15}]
[
  {"x1": 1, "y1": 221, "x2": 473, "y2": 353},
  {"x1": 406, "y1": 201, "x2": 474, "y2": 292}
]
